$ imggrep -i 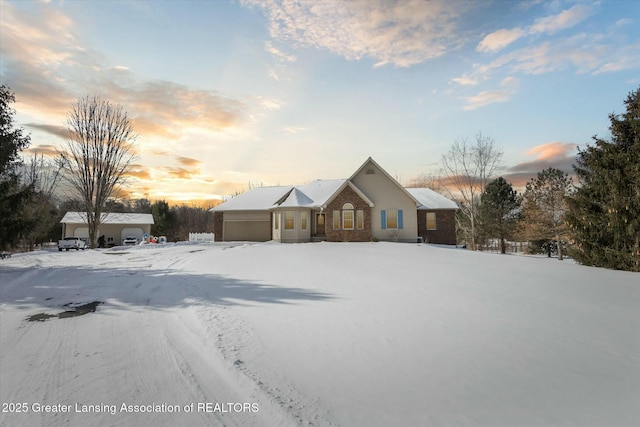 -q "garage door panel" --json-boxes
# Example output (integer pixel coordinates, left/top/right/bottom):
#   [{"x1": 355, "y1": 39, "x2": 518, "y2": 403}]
[{"x1": 224, "y1": 221, "x2": 270, "y2": 241}]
